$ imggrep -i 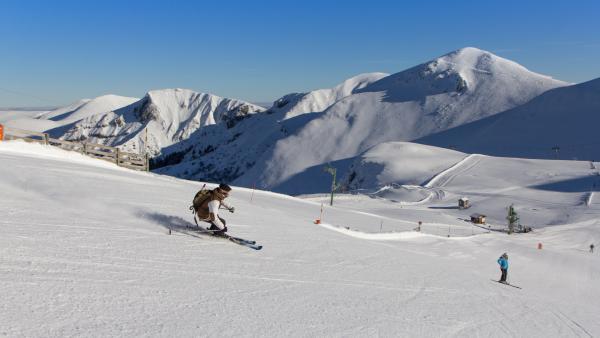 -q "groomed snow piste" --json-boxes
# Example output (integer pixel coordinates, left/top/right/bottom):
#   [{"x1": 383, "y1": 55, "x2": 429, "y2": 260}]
[{"x1": 1, "y1": 141, "x2": 599, "y2": 336}]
